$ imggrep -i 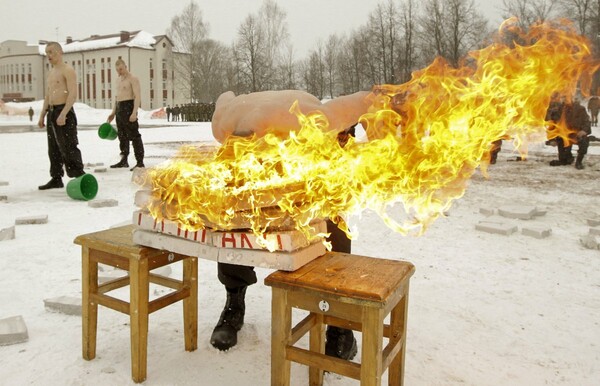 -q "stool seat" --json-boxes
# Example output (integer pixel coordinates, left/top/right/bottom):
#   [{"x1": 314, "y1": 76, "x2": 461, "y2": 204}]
[
  {"x1": 265, "y1": 251, "x2": 415, "y2": 386},
  {"x1": 74, "y1": 225, "x2": 198, "y2": 383}
]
